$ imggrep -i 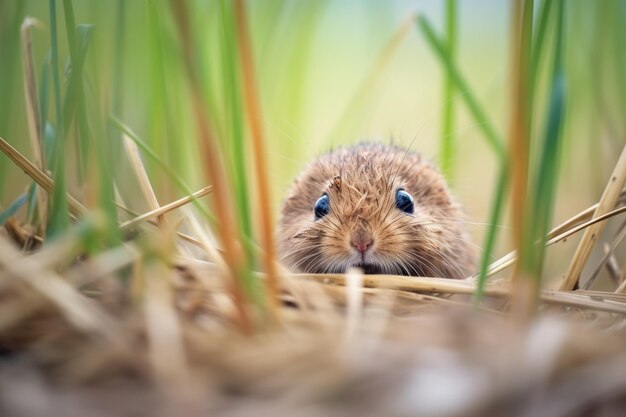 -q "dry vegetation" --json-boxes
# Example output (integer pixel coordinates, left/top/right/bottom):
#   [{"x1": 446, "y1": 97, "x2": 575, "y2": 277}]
[{"x1": 1, "y1": 0, "x2": 626, "y2": 416}]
